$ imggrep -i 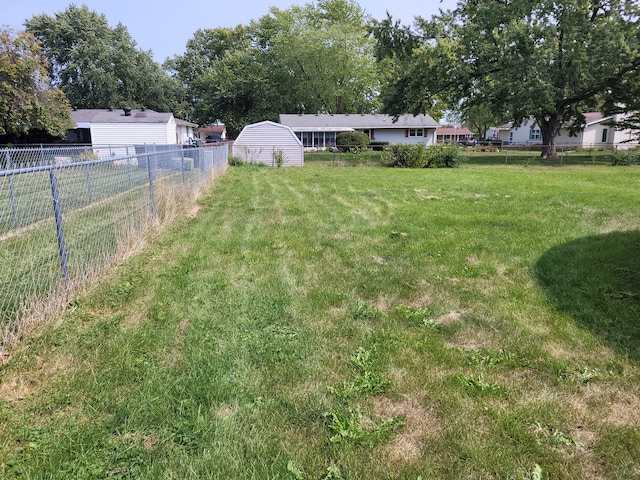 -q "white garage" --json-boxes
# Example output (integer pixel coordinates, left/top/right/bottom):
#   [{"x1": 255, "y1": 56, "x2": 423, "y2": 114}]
[{"x1": 233, "y1": 121, "x2": 304, "y2": 167}]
